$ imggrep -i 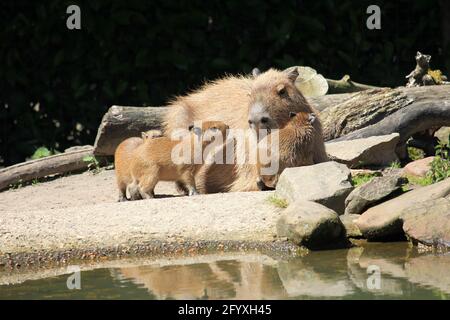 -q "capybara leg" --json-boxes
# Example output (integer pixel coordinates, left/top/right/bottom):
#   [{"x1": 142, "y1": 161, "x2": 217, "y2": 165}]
[
  {"x1": 138, "y1": 175, "x2": 158, "y2": 199},
  {"x1": 180, "y1": 171, "x2": 198, "y2": 196},
  {"x1": 118, "y1": 191, "x2": 128, "y2": 202},
  {"x1": 188, "y1": 187, "x2": 199, "y2": 196},
  {"x1": 127, "y1": 182, "x2": 142, "y2": 201},
  {"x1": 195, "y1": 163, "x2": 236, "y2": 194},
  {"x1": 117, "y1": 182, "x2": 128, "y2": 202},
  {"x1": 175, "y1": 181, "x2": 189, "y2": 195}
]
